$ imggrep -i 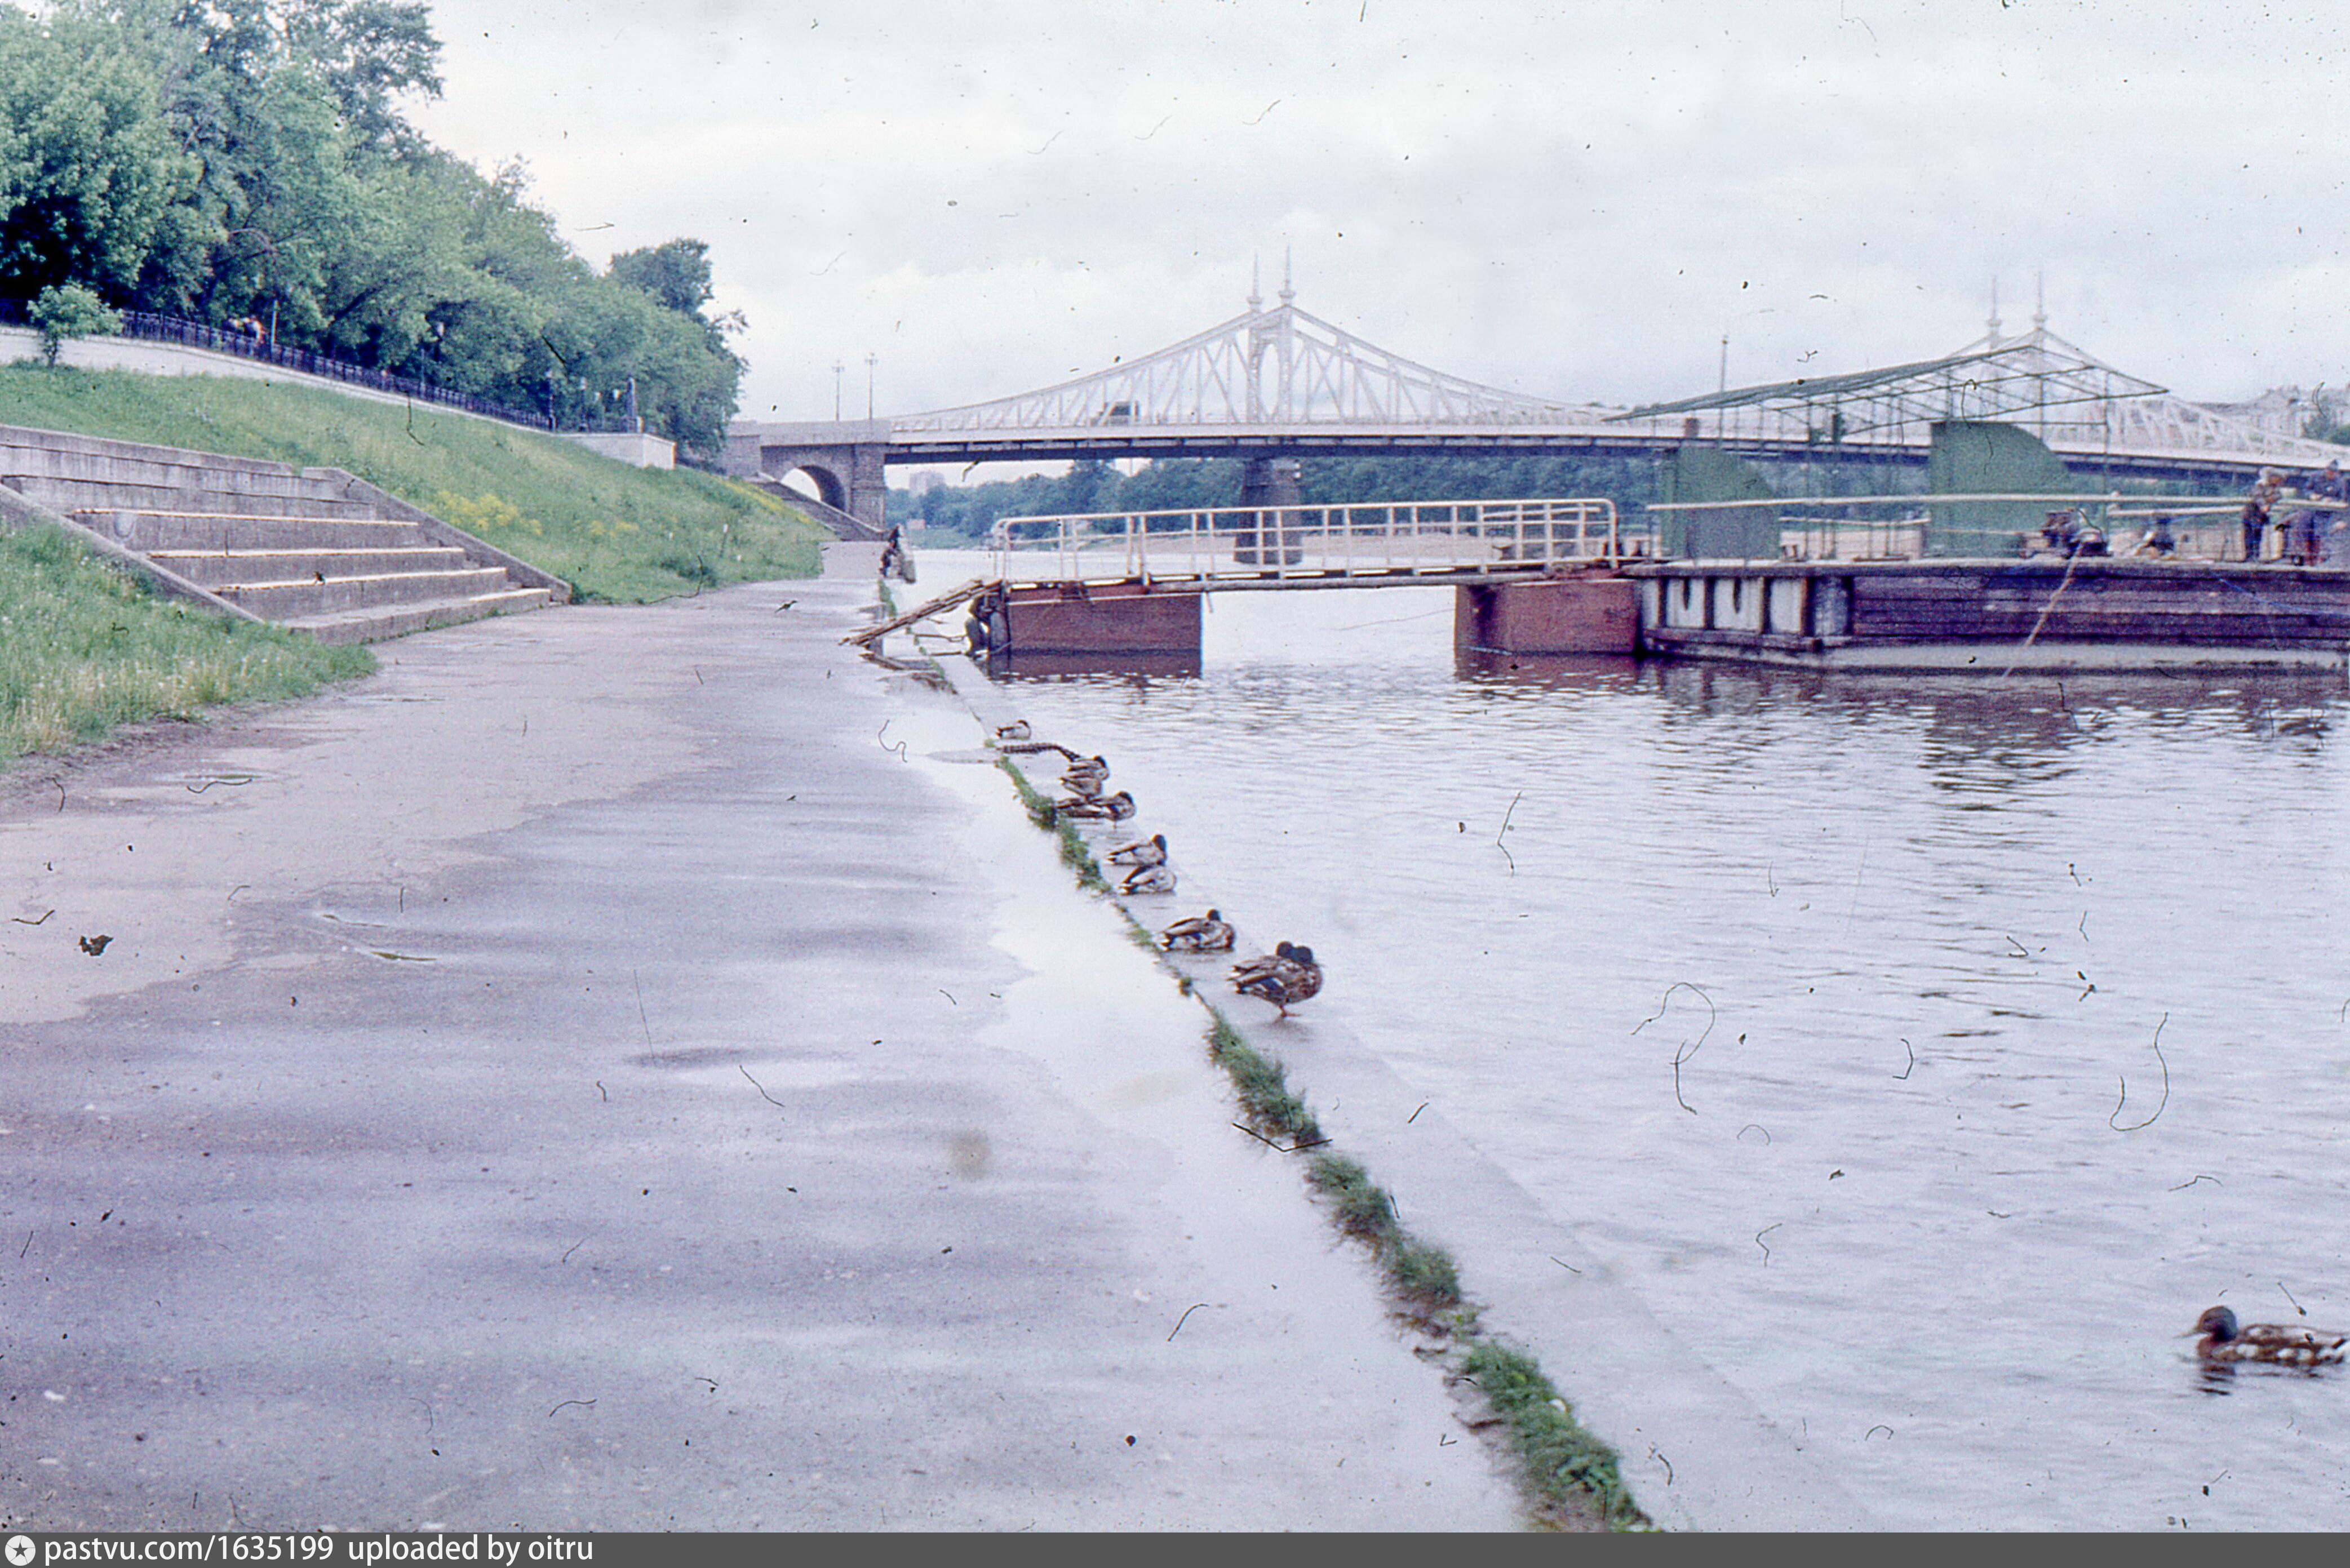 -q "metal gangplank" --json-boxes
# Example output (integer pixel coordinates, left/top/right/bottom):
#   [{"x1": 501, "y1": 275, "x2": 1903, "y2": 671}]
[{"x1": 990, "y1": 497, "x2": 1637, "y2": 589}]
